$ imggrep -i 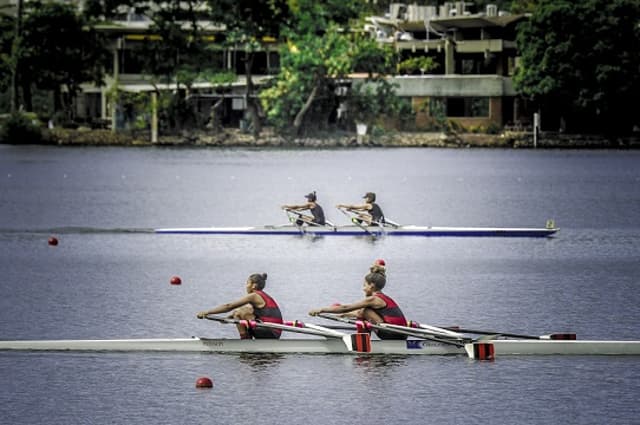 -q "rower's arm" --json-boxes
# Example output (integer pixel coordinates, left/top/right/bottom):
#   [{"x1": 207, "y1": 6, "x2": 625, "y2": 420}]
[
  {"x1": 282, "y1": 203, "x2": 310, "y2": 211},
  {"x1": 309, "y1": 296, "x2": 382, "y2": 316},
  {"x1": 337, "y1": 203, "x2": 370, "y2": 211},
  {"x1": 197, "y1": 294, "x2": 256, "y2": 318}
]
